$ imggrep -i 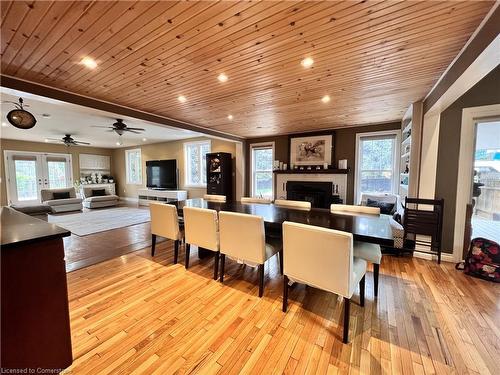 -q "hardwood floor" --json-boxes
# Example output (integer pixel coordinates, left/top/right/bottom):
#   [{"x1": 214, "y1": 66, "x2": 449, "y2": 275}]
[{"x1": 66, "y1": 238, "x2": 500, "y2": 374}]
